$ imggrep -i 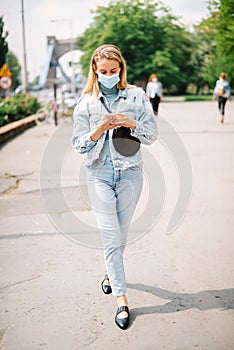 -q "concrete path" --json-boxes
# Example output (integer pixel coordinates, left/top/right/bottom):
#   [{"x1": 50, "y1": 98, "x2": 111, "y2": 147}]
[{"x1": 0, "y1": 101, "x2": 234, "y2": 350}]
